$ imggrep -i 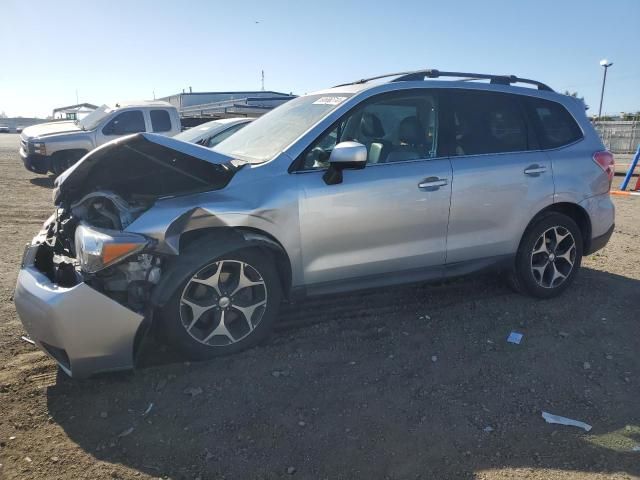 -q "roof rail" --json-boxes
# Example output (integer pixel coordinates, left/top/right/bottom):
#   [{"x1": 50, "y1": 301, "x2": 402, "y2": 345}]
[{"x1": 334, "y1": 69, "x2": 554, "y2": 91}]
